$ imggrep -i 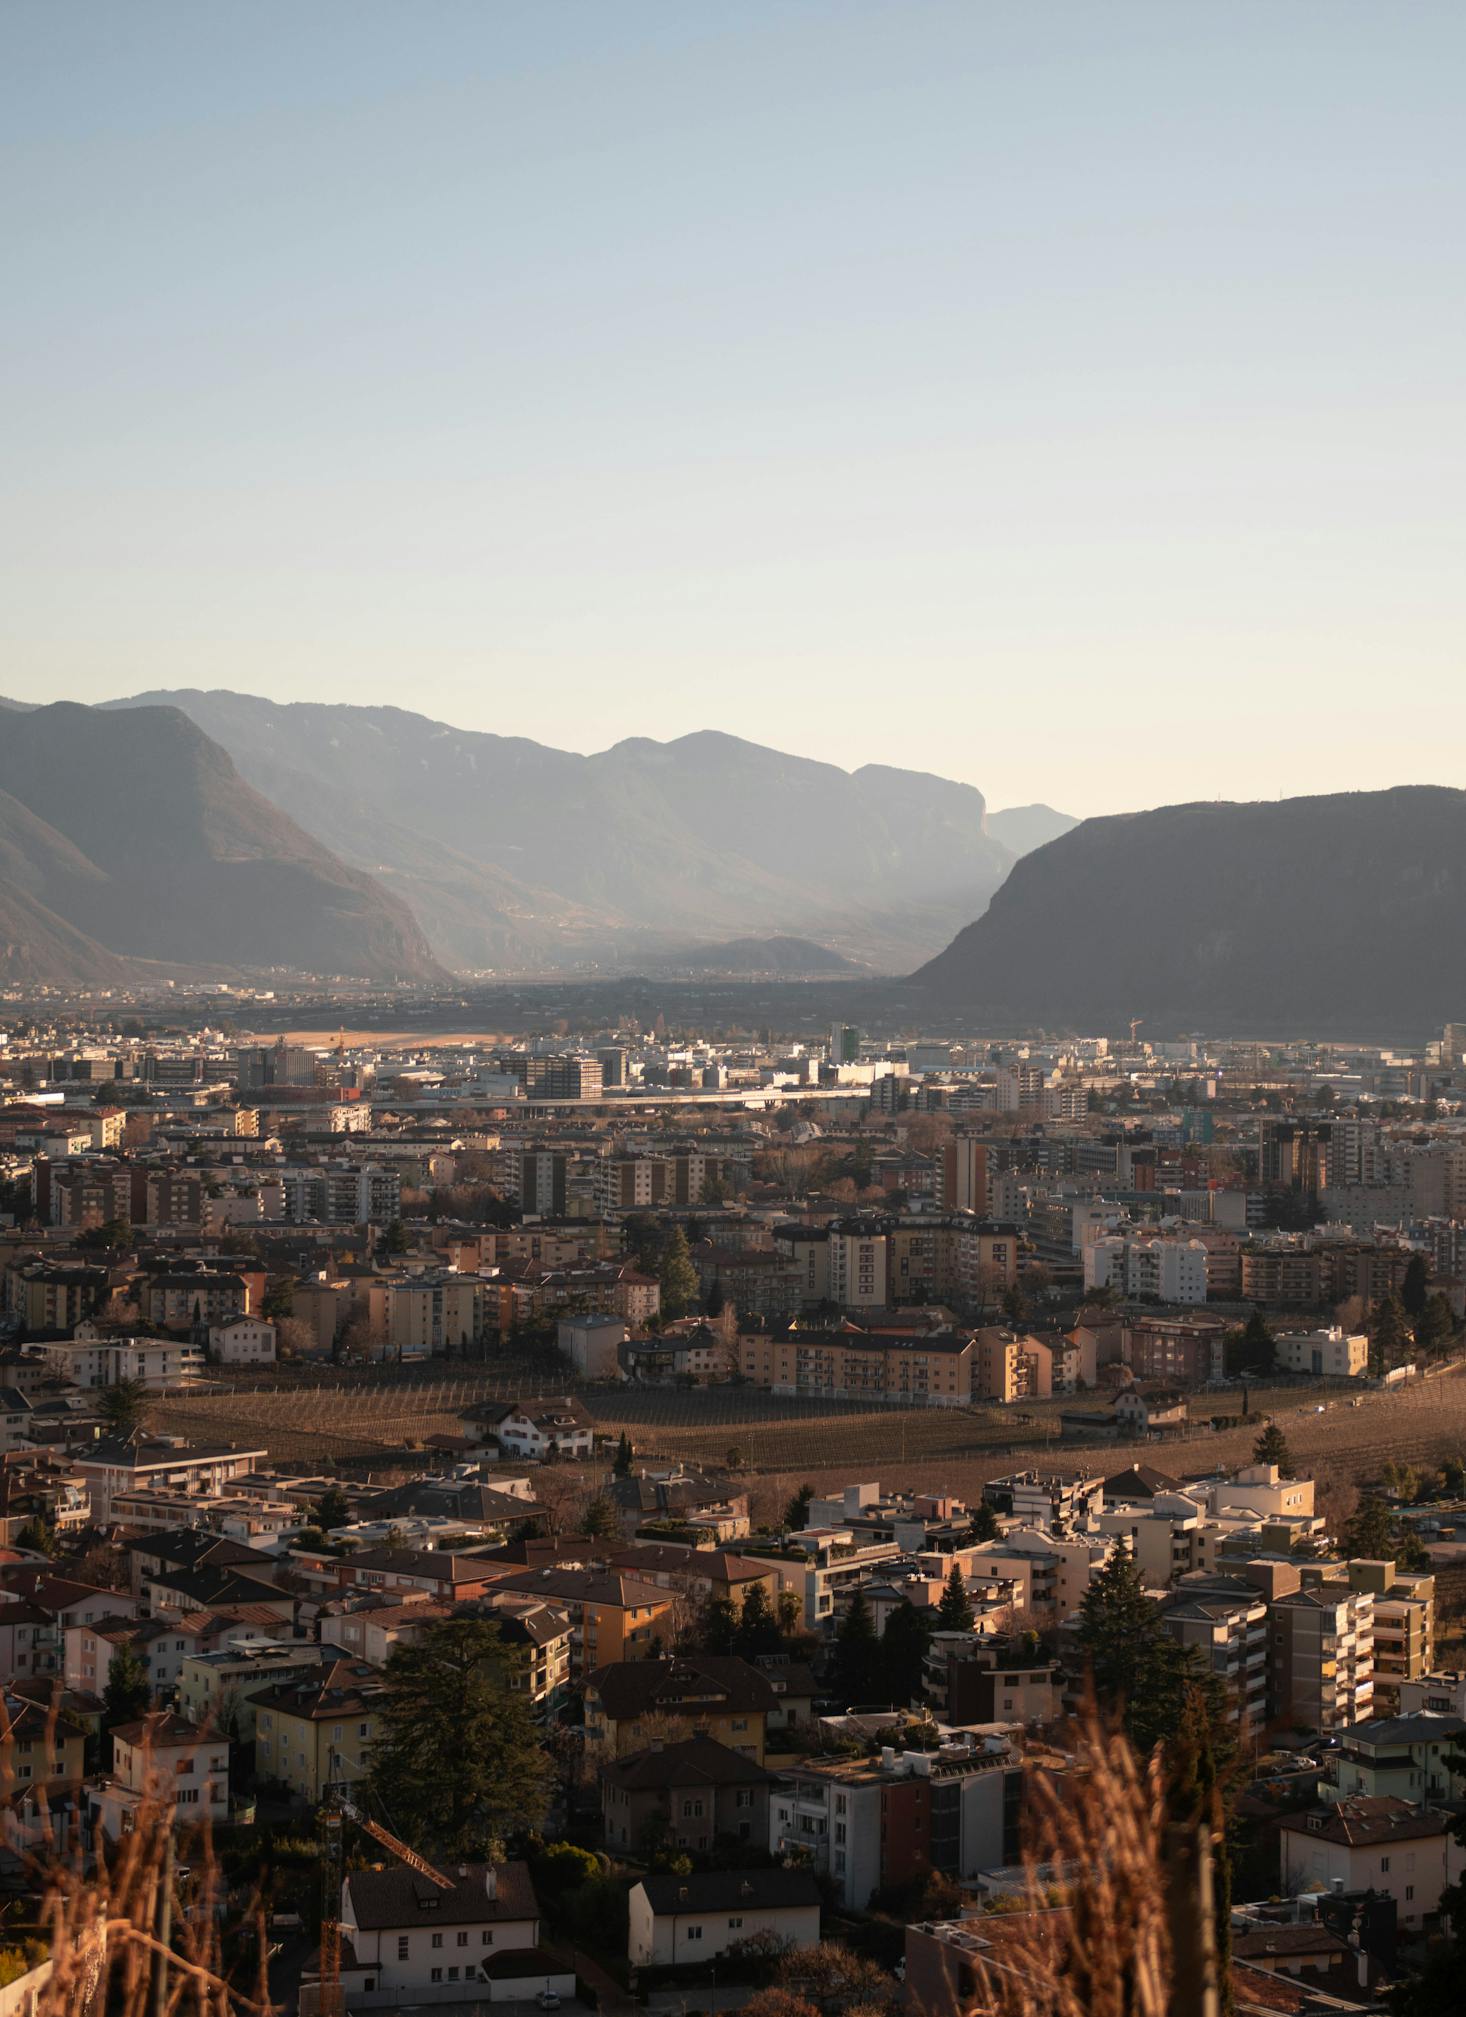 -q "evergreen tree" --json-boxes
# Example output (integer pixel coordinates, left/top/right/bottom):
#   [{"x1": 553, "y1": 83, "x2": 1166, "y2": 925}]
[
  {"x1": 104, "y1": 1645, "x2": 151, "y2": 1729},
  {"x1": 1400, "y1": 1253, "x2": 1429, "y2": 1318},
  {"x1": 830, "y1": 1587, "x2": 881, "y2": 1705},
  {"x1": 935, "y1": 1562, "x2": 974, "y2": 1632},
  {"x1": 1370, "y1": 1292, "x2": 1411, "y2": 1376},
  {"x1": 578, "y1": 1492, "x2": 619, "y2": 1540},
  {"x1": 1251, "y1": 1421, "x2": 1293, "y2": 1472},
  {"x1": 378, "y1": 1218, "x2": 409, "y2": 1257},
  {"x1": 1340, "y1": 1493, "x2": 1404, "y2": 1561},
  {"x1": 613, "y1": 1430, "x2": 634, "y2": 1477},
  {"x1": 1075, "y1": 1548, "x2": 1188, "y2": 1755},
  {"x1": 880, "y1": 1597, "x2": 933, "y2": 1704},
  {"x1": 697, "y1": 1596, "x2": 739, "y2": 1656},
  {"x1": 784, "y1": 1483, "x2": 814, "y2": 1531},
  {"x1": 733, "y1": 1582, "x2": 783, "y2": 1659},
  {"x1": 366, "y1": 1617, "x2": 552, "y2": 1859},
  {"x1": 658, "y1": 1227, "x2": 699, "y2": 1320},
  {"x1": 966, "y1": 1500, "x2": 1000, "y2": 1543},
  {"x1": 1227, "y1": 1309, "x2": 1275, "y2": 1378},
  {"x1": 99, "y1": 1378, "x2": 149, "y2": 1439},
  {"x1": 1415, "y1": 1293, "x2": 1455, "y2": 1360},
  {"x1": 316, "y1": 1483, "x2": 352, "y2": 1530}
]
